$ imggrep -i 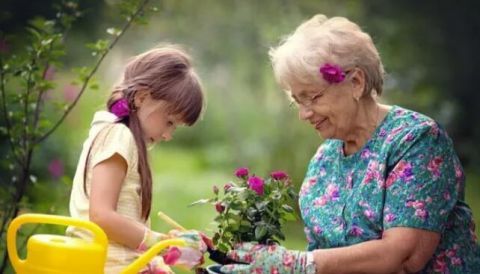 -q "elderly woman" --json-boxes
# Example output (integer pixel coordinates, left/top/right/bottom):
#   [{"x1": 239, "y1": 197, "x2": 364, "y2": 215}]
[{"x1": 221, "y1": 14, "x2": 480, "y2": 274}]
